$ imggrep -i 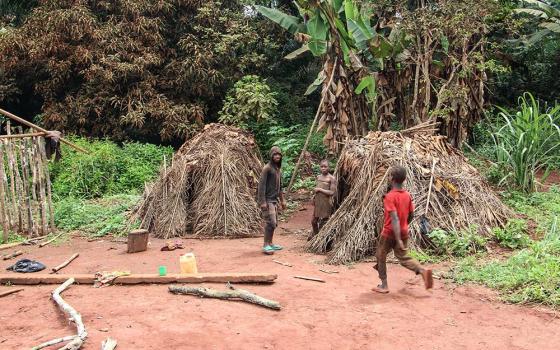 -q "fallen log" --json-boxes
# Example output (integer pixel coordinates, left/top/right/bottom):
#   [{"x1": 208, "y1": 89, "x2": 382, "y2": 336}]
[
  {"x1": 0, "y1": 287, "x2": 24, "y2": 298},
  {"x1": 169, "y1": 283, "x2": 281, "y2": 310},
  {"x1": 31, "y1": 278, "x2": 87, "y2": 350},
  {"x1": 0, "y1": 272, "x2": 278, "y2": 285},
  {"x1": 101, "y1": 338, "x2": 118, "y2": 350},
  {"x1": 294, "y1": 275, "x2": 325, "y2": 283},
  {"x1": 39, "y1": 232, "x2": 64, "y2": 247},
  {"x1": 0, "y1": 242, "x2": 23, "y2": 251},
  {"x1": 50, "y1": 253, "x2": 79, "y2": 274},
  {"x1": 2, "y1": 250, "x2": 22, "y2": 260}
]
